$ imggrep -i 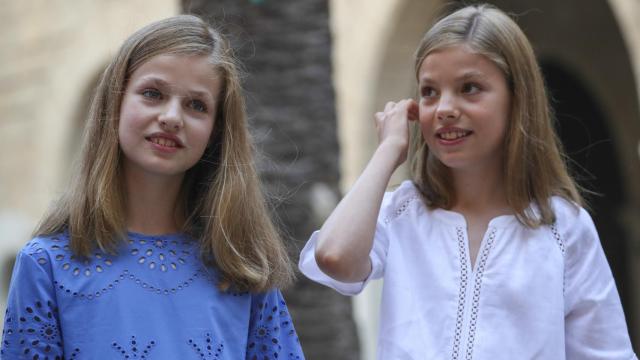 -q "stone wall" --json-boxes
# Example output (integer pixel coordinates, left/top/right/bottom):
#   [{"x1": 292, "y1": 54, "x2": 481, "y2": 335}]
[{"x1": 0, "y1": 0, "x2": 179, "y2": 321}]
